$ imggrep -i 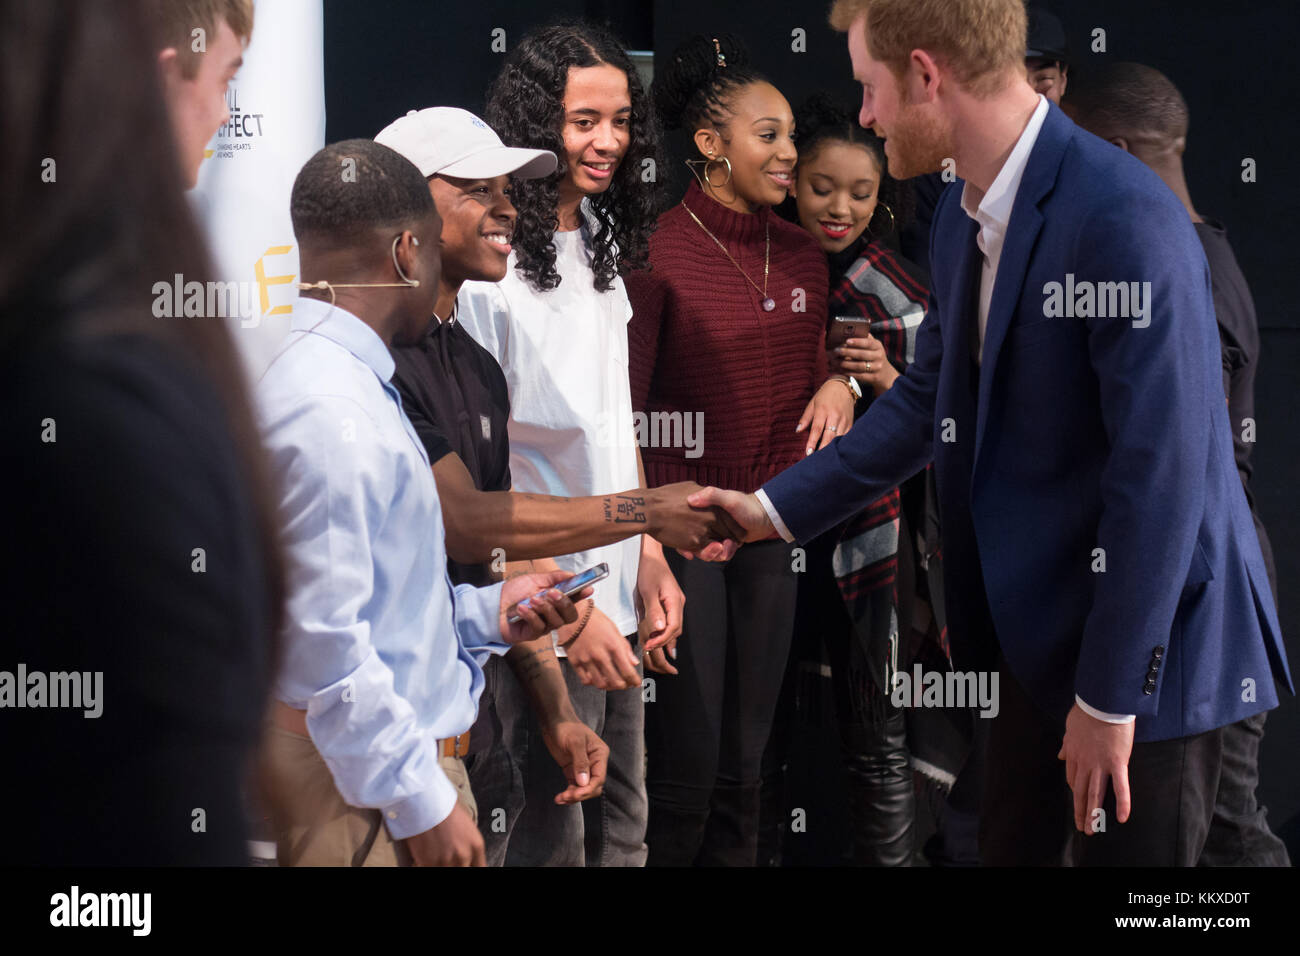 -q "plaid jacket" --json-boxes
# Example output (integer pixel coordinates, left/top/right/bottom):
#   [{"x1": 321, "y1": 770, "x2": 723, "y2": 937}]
[{"x1": 827, "y1": 239, "x2": 932, "y2": 694}]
